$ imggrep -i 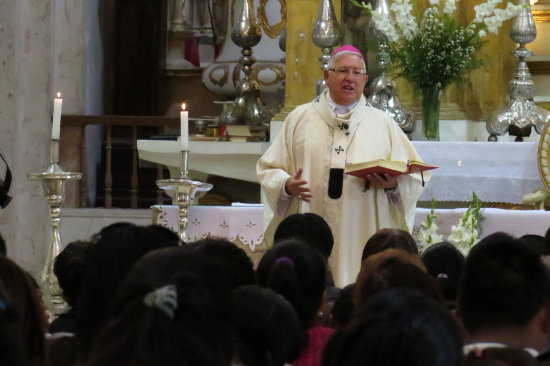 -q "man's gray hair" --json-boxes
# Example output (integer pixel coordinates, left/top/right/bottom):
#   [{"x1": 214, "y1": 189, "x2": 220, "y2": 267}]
[{"x1": 327, "y1": 50, "x2": 367, "y2": 71}]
